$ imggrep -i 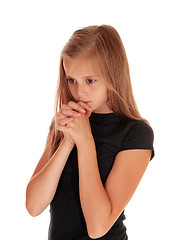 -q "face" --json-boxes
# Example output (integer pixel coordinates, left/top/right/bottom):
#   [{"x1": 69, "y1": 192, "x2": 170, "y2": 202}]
[{"x1": 63, "y1": 55, "x2": 113, "y2": 113}]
